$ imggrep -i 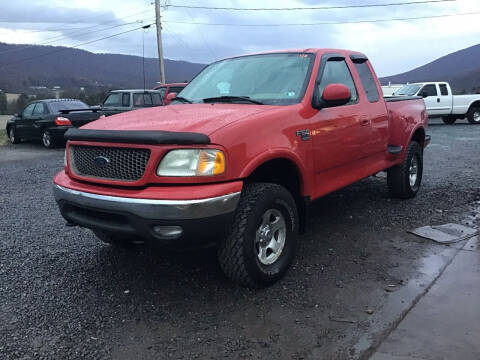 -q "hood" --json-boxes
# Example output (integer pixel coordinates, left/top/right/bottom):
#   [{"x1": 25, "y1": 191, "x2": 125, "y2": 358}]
[{"x1": 82, "y1": 104, "x2": 277, "y2": 135}]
